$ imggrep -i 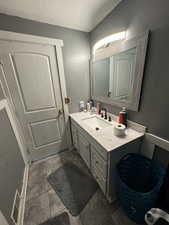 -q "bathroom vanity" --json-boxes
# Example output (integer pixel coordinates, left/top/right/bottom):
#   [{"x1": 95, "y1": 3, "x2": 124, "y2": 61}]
[{"x1": 69, "y1": 112, "x2": 145, "y2": 202}]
